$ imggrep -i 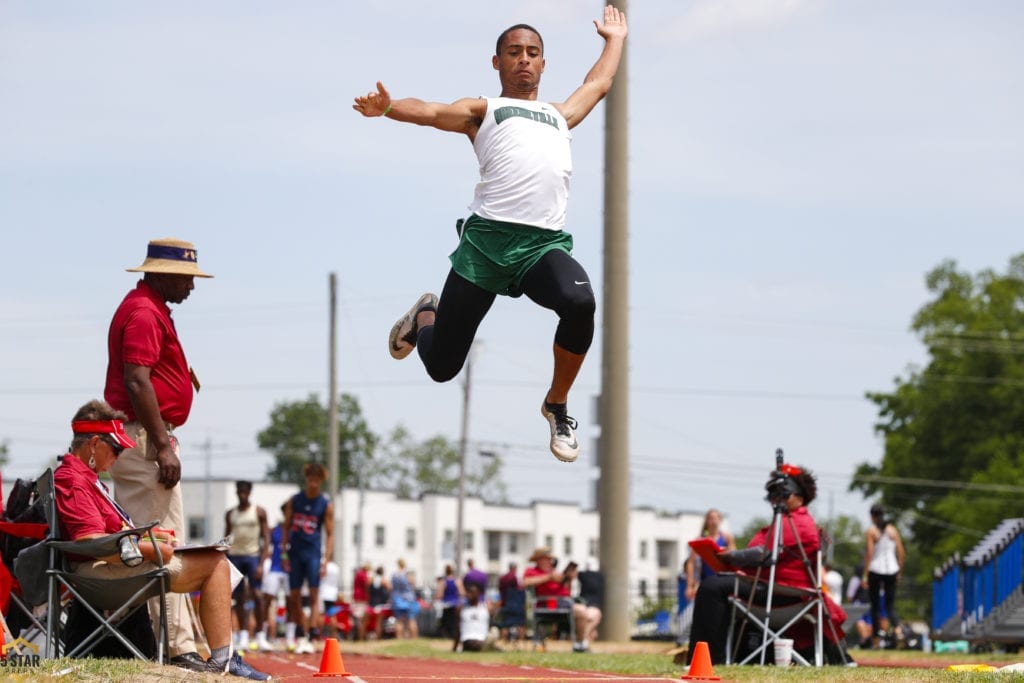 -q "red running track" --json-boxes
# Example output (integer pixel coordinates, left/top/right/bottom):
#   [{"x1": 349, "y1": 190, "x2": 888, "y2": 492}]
[{"x1": 237, "y1": 650, "x2": 681, "y2": 682}]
